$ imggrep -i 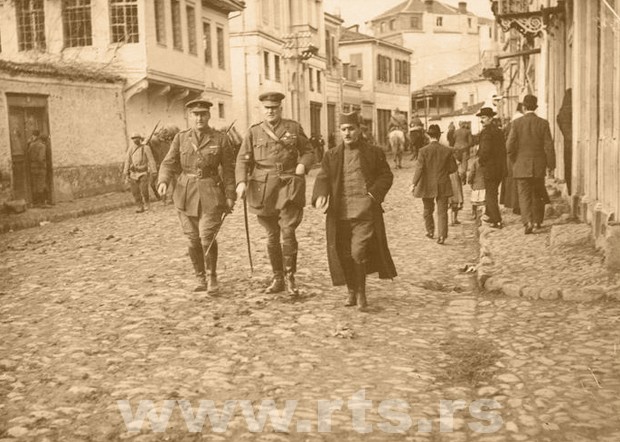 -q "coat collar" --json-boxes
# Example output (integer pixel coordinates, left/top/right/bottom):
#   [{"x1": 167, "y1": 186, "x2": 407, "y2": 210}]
[{"x1": 191, "y1": 127, "x2": 213, "y2": 149}]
